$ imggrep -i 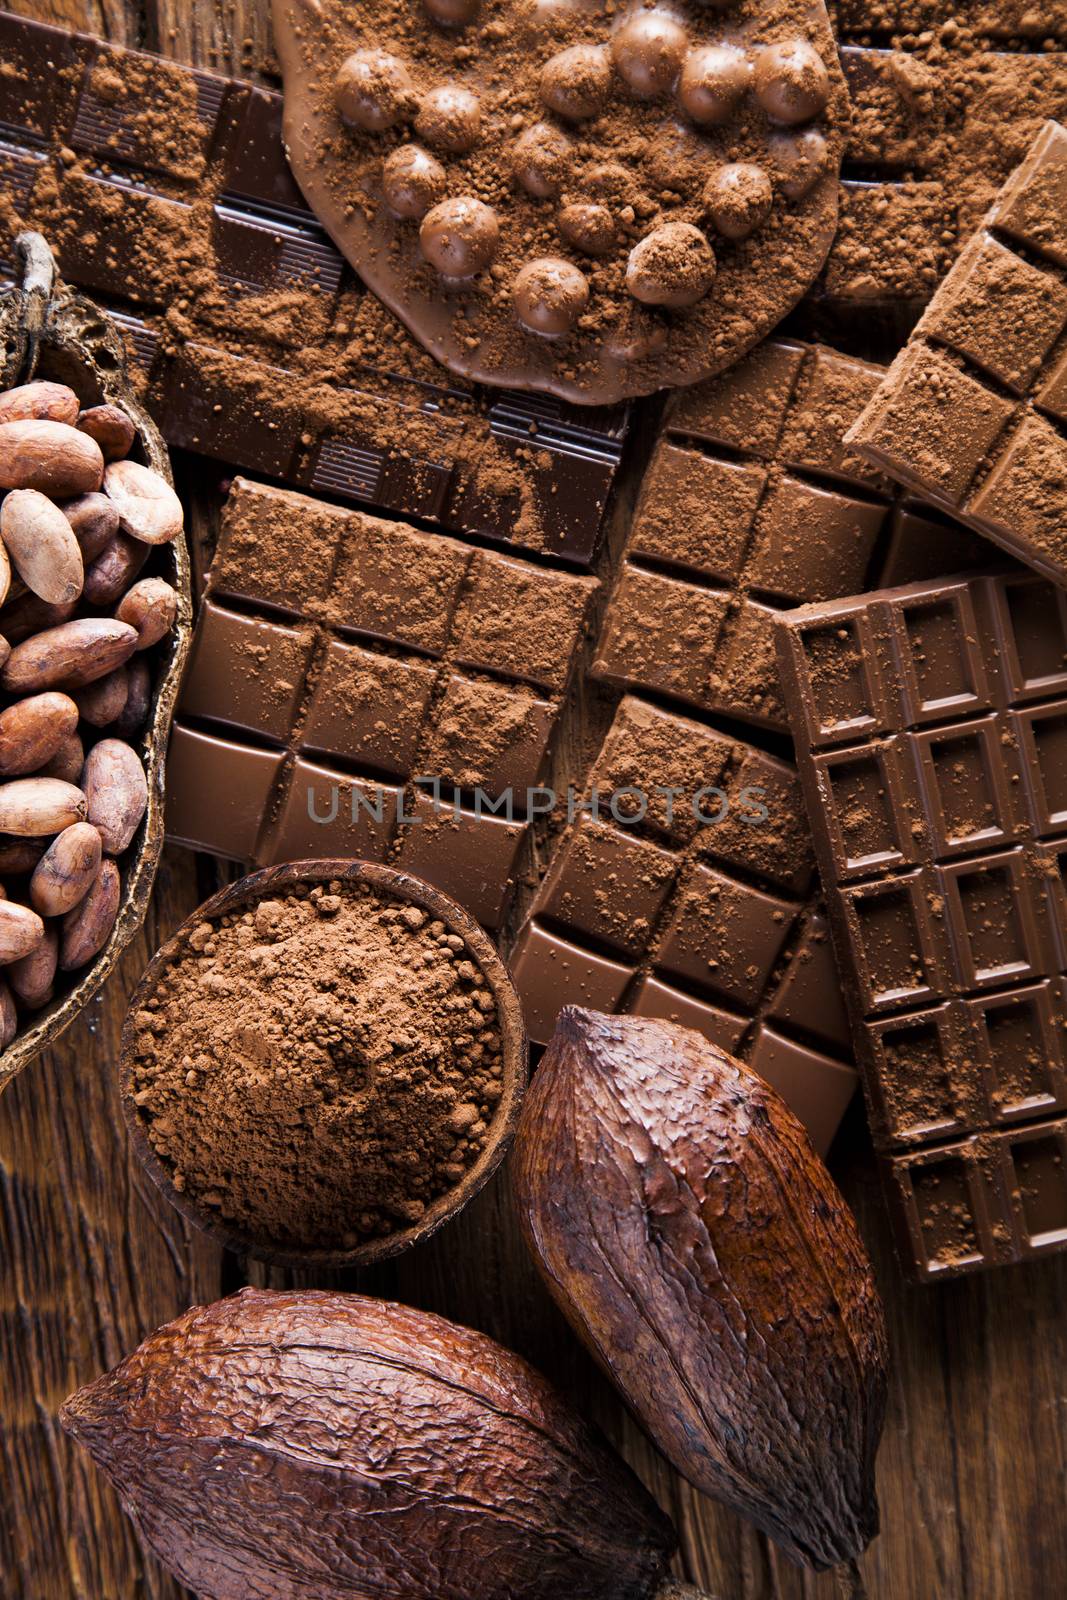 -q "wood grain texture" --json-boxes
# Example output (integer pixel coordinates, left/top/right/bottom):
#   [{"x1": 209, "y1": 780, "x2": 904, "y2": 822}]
[{"x1": 1, "y1": 1, "x2": 1067, "y2": 1596}]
